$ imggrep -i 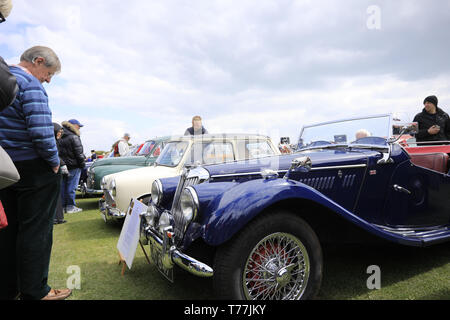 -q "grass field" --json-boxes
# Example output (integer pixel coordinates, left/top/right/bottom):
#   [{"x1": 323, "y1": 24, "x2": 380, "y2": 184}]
[{"x1": 48, "y1": 196, "x2": 450, "y2": 300}]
